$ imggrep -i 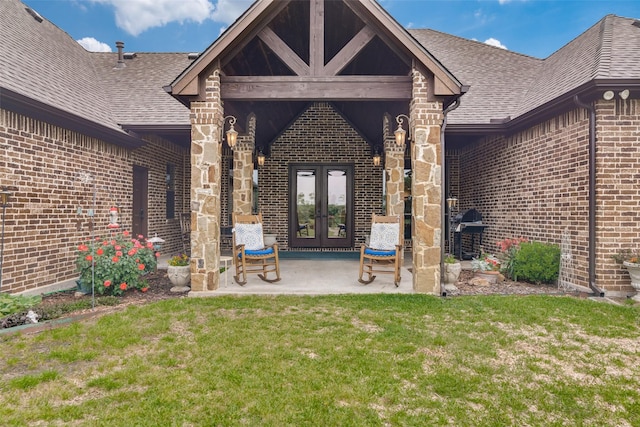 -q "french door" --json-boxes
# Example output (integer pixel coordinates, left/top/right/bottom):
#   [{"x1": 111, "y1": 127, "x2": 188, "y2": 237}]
[{"x1": 289, "y1": 164, "x2": 353, "y2": 248}]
